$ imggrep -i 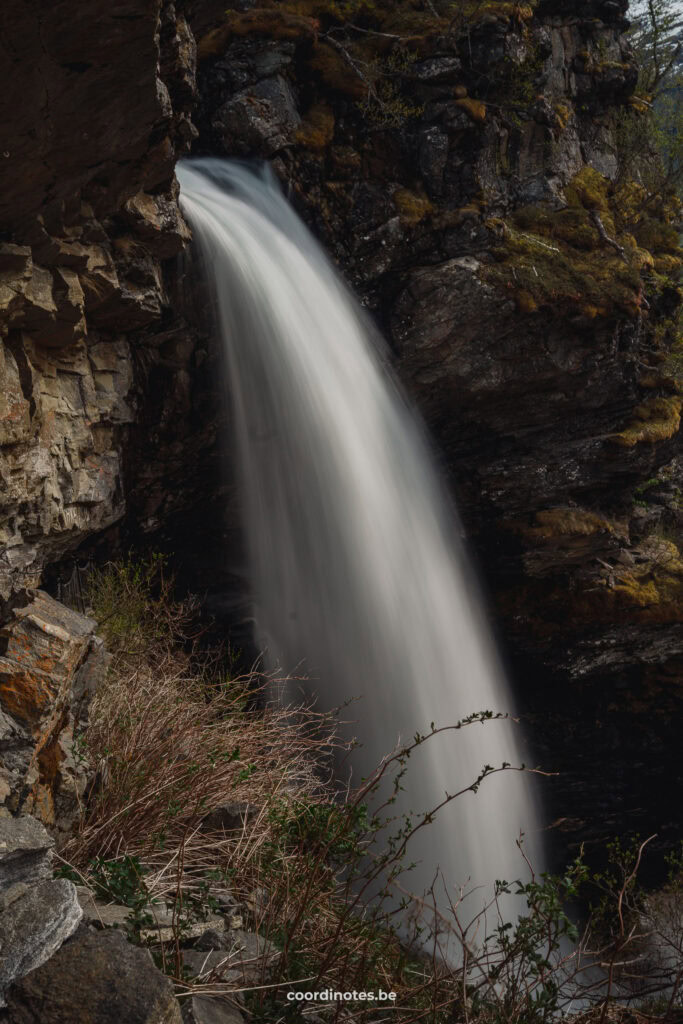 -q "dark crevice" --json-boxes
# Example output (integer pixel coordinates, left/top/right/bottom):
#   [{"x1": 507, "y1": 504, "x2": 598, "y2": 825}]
[
  {"x1": 60, "y1": 61, "x2": 92, "y2": 73},
  {"x1": 5, "y1": 332, "x2": 36, "y2": 420}
]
